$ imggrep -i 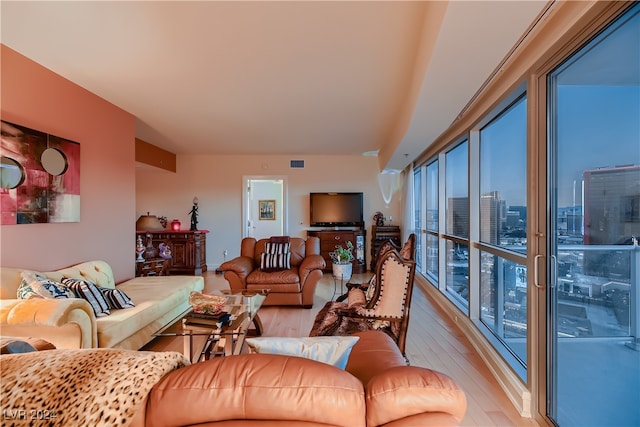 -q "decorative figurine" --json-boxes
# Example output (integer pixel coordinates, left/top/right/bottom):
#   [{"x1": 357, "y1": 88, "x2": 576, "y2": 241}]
[
  {"x1": 373, "y1": 211, "x2": 385, "y2": 227},
  {"x1": 159, "y1": 242, "x2": 172, "y2": 259},
  {"x1": 188, "y1": 196, "x2": 199, "y2": 231},
  {"x1": 135, "y1": 236, "x2": 145, "y2": 262}
]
